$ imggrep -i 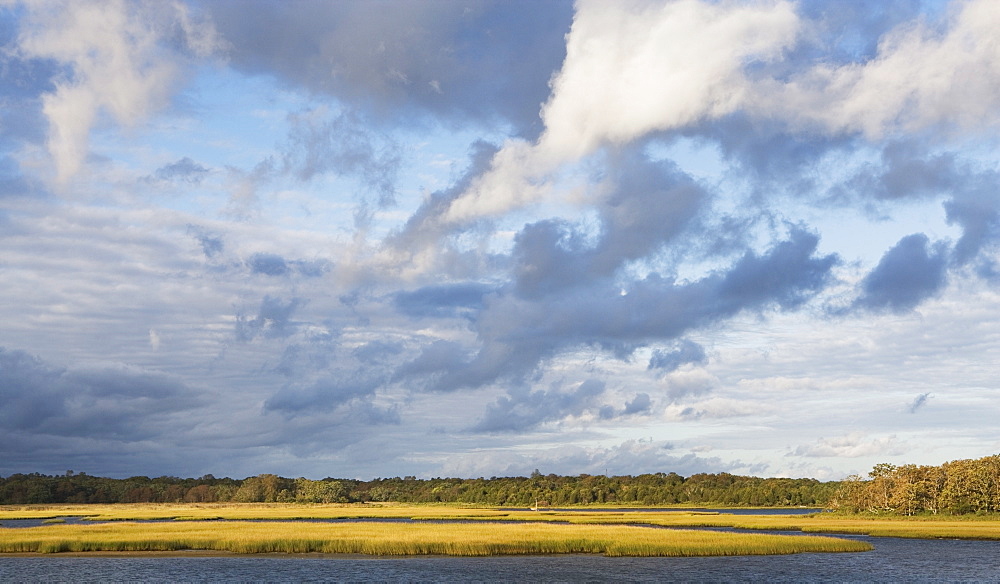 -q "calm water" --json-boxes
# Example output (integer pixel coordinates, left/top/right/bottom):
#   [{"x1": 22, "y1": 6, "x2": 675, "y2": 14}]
[
  {"x1": 1, "y1": 537, "x2": 998, "y2": 583},
  {"x1": 498, "y1": 507, "x2": 825, "y2": 515}
]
